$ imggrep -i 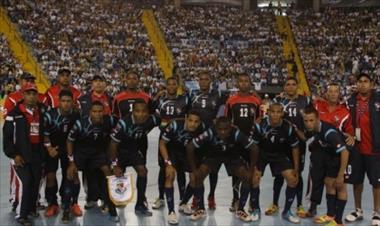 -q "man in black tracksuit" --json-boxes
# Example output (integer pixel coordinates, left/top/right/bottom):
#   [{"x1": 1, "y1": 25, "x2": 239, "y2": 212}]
[{"x1": 3, "y1": 83, "x2": 46, "y2": 226}]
